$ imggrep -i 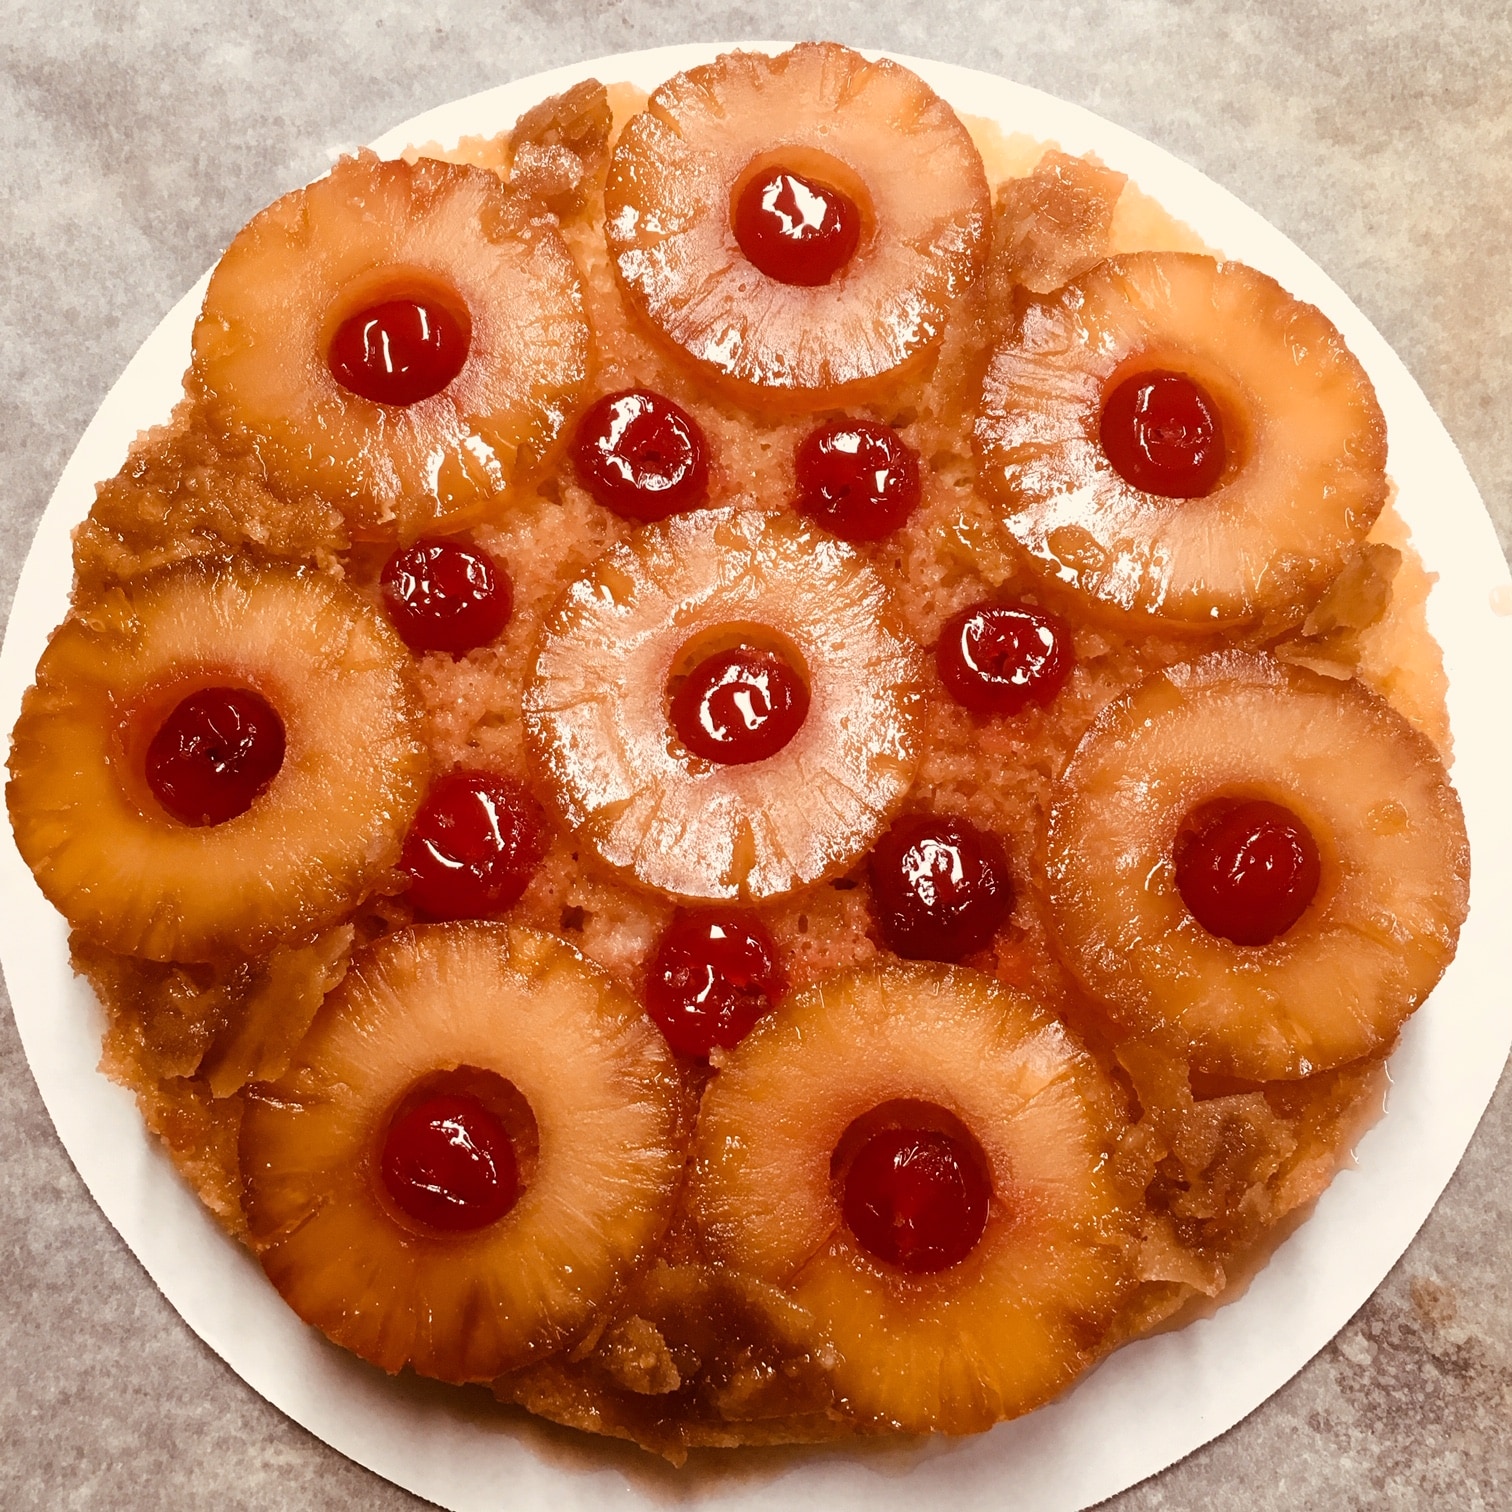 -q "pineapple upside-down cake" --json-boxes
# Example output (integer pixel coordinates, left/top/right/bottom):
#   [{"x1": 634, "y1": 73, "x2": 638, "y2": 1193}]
[{"x1": 6, "y1": 43, "x2": 1470, "y2": 1460}]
